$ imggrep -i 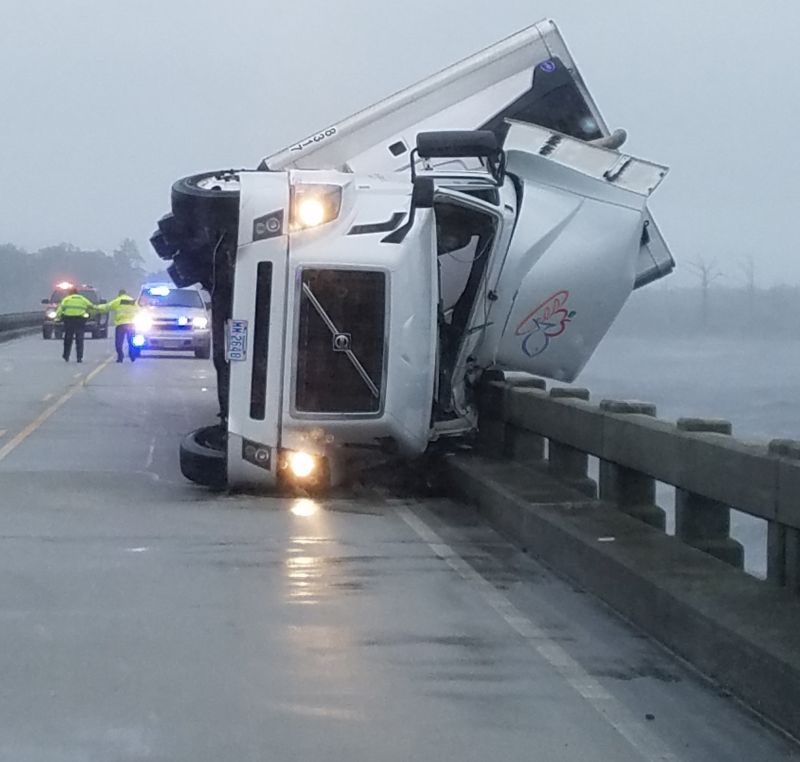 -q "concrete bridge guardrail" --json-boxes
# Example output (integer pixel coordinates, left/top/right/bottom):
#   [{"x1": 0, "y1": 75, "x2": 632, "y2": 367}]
[
  {"x1": 443, "y1": 373, "x2": 800, "y2": 739},
  {"x1": 0, "y1": 312, "x2": 41, "y2": 343}
]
